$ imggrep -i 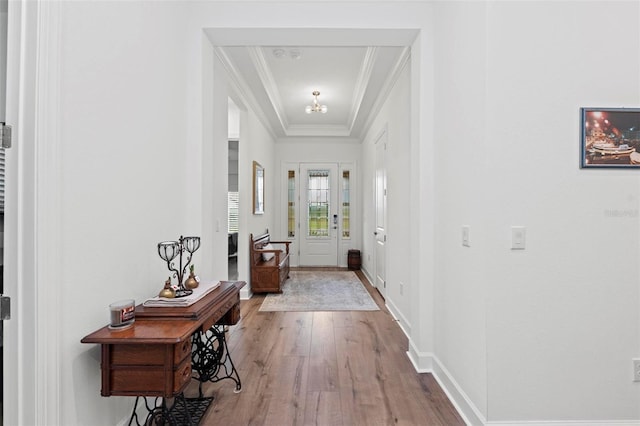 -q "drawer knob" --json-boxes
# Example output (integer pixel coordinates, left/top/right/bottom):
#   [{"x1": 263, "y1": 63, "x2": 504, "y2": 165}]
[{"x1": 181, "y1": 366, "x2": 191, "y2": 382}]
